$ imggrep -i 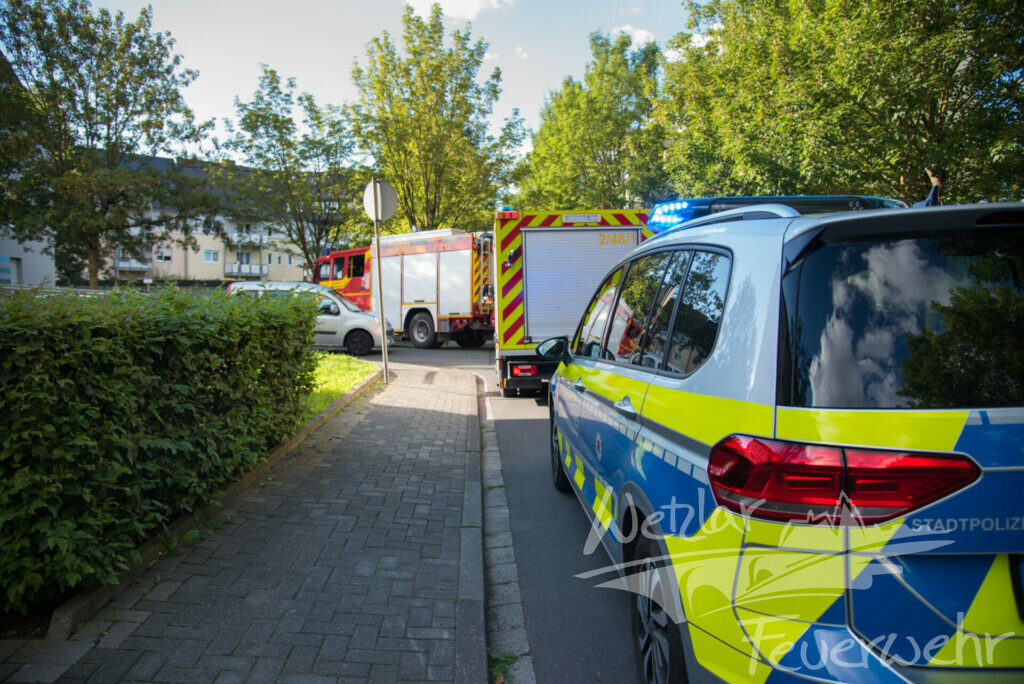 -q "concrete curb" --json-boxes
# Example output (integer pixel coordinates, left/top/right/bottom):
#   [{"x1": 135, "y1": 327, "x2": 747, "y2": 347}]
[
  {"x1": 46, "y1": 367, "x2": 385, "y2": 641},
  {"x1": 455, "y1": 374, "x2": 488, "y2": 684}
]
